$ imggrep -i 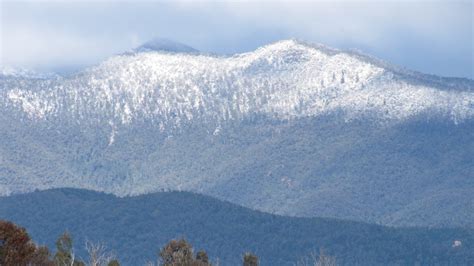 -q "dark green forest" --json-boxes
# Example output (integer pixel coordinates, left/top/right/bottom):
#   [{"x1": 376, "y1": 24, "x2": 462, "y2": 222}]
[{"x1": 0, "y1": 189, "x2": 472, "y2": 265}]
